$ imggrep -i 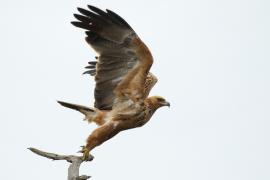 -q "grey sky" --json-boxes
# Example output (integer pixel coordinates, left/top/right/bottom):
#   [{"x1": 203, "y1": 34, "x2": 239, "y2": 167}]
[{"x1": 1, "y1": 0, "x2": 270, "y2": 180}]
